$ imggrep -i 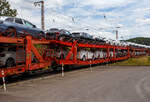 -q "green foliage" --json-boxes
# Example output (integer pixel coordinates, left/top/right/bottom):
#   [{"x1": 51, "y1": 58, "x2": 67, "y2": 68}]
[
  {"x1": 0, "y1": 0, "x2": 17, "y2": 17},
  {"x1": 126, "y1": 37, "x2": 150, "y2": 46},
  {"x1": 112, "y1": 56, "x2": 150, "y2": 66},
  {"x1": 148, "y1": 56, "x2": 150, "y2": 62}
]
